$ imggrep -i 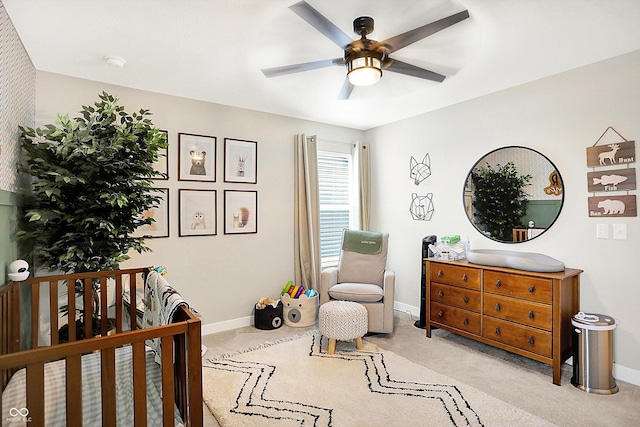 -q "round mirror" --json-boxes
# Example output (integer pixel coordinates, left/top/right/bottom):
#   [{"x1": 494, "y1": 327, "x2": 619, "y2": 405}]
[{"x1": 463, "y1": 146, "x2": 564, "y2": 243}]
